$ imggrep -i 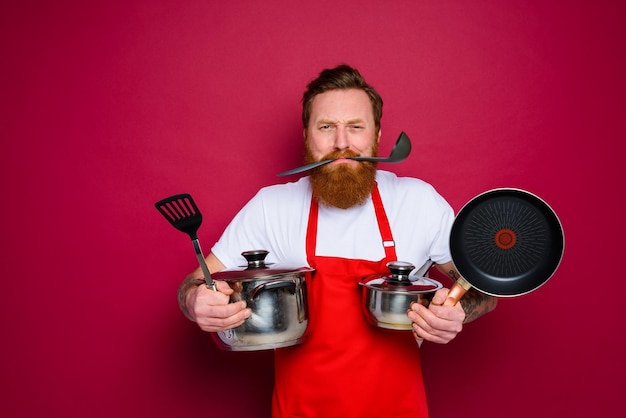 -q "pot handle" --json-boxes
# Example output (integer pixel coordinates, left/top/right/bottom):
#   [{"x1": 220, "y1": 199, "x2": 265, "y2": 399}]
[{"x1": 249, "y1": 279, "x2": 296, "y2": 299}]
